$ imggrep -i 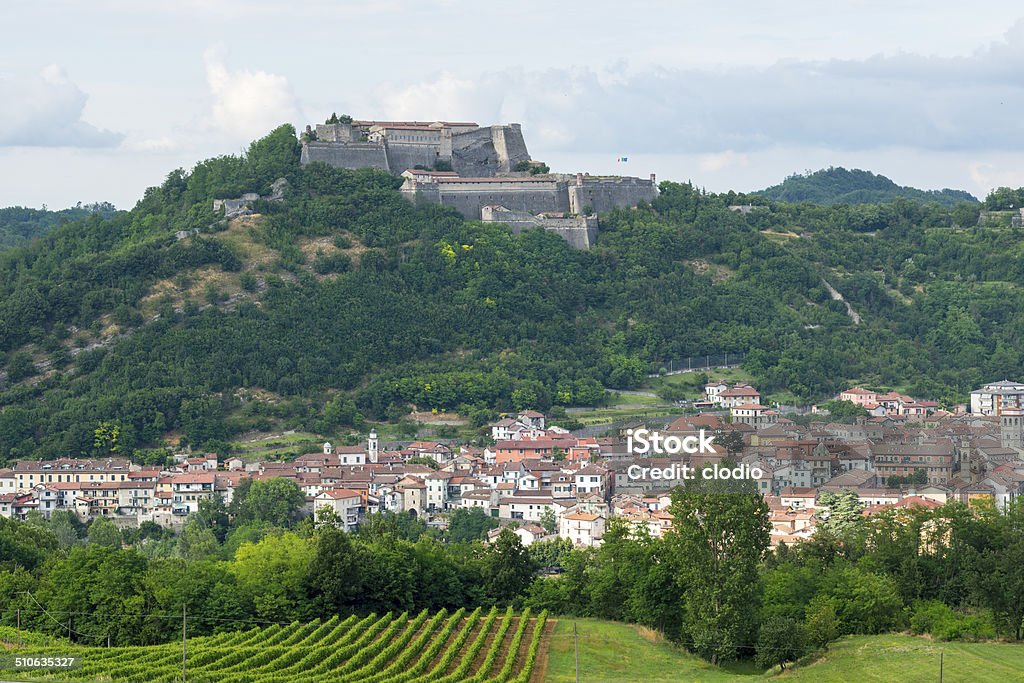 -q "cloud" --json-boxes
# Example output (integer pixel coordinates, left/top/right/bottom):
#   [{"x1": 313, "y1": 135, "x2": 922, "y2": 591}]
[
  {"x1": 699, "y1": 150, "x2": 750, "y2": 173},
  {"x1": 122, "y1": 136, "x2": 179, "y2": 153},
  {"x1": 204, "y1": 47, "x2": 300, "y2": 140},
  {"x1": 968, "y1": 161, "x2": 1024, "y2": 195},
  {"x1": 370, "y1": 21, "x2": 1024, "y2": 157},
  {"x1": 0, "y1": 65, "x2": 123, "y2": 148}
]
